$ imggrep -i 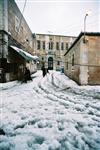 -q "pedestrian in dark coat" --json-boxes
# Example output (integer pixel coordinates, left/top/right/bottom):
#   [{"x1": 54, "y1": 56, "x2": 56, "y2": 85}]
[
  {"x1": 41, "y1": 65, "x2": 46, "y2": 77},
  {"x1": 23, "y1": 67, "x2": 32, "y2": 83}
]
